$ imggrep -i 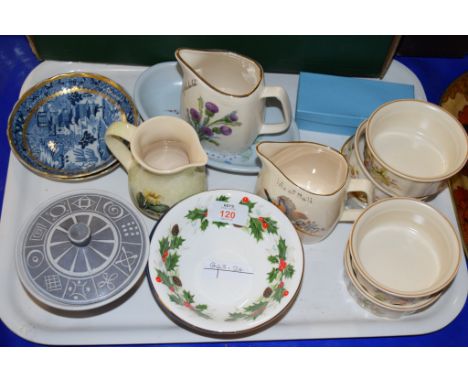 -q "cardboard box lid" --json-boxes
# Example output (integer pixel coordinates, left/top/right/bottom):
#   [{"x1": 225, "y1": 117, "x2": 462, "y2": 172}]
[
  {"x1": 296, "y1": 72, "x2": 415, "y2": 127},
  {"x1": 28, "y1": 36, "x2": 399, "y2": 77}
]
